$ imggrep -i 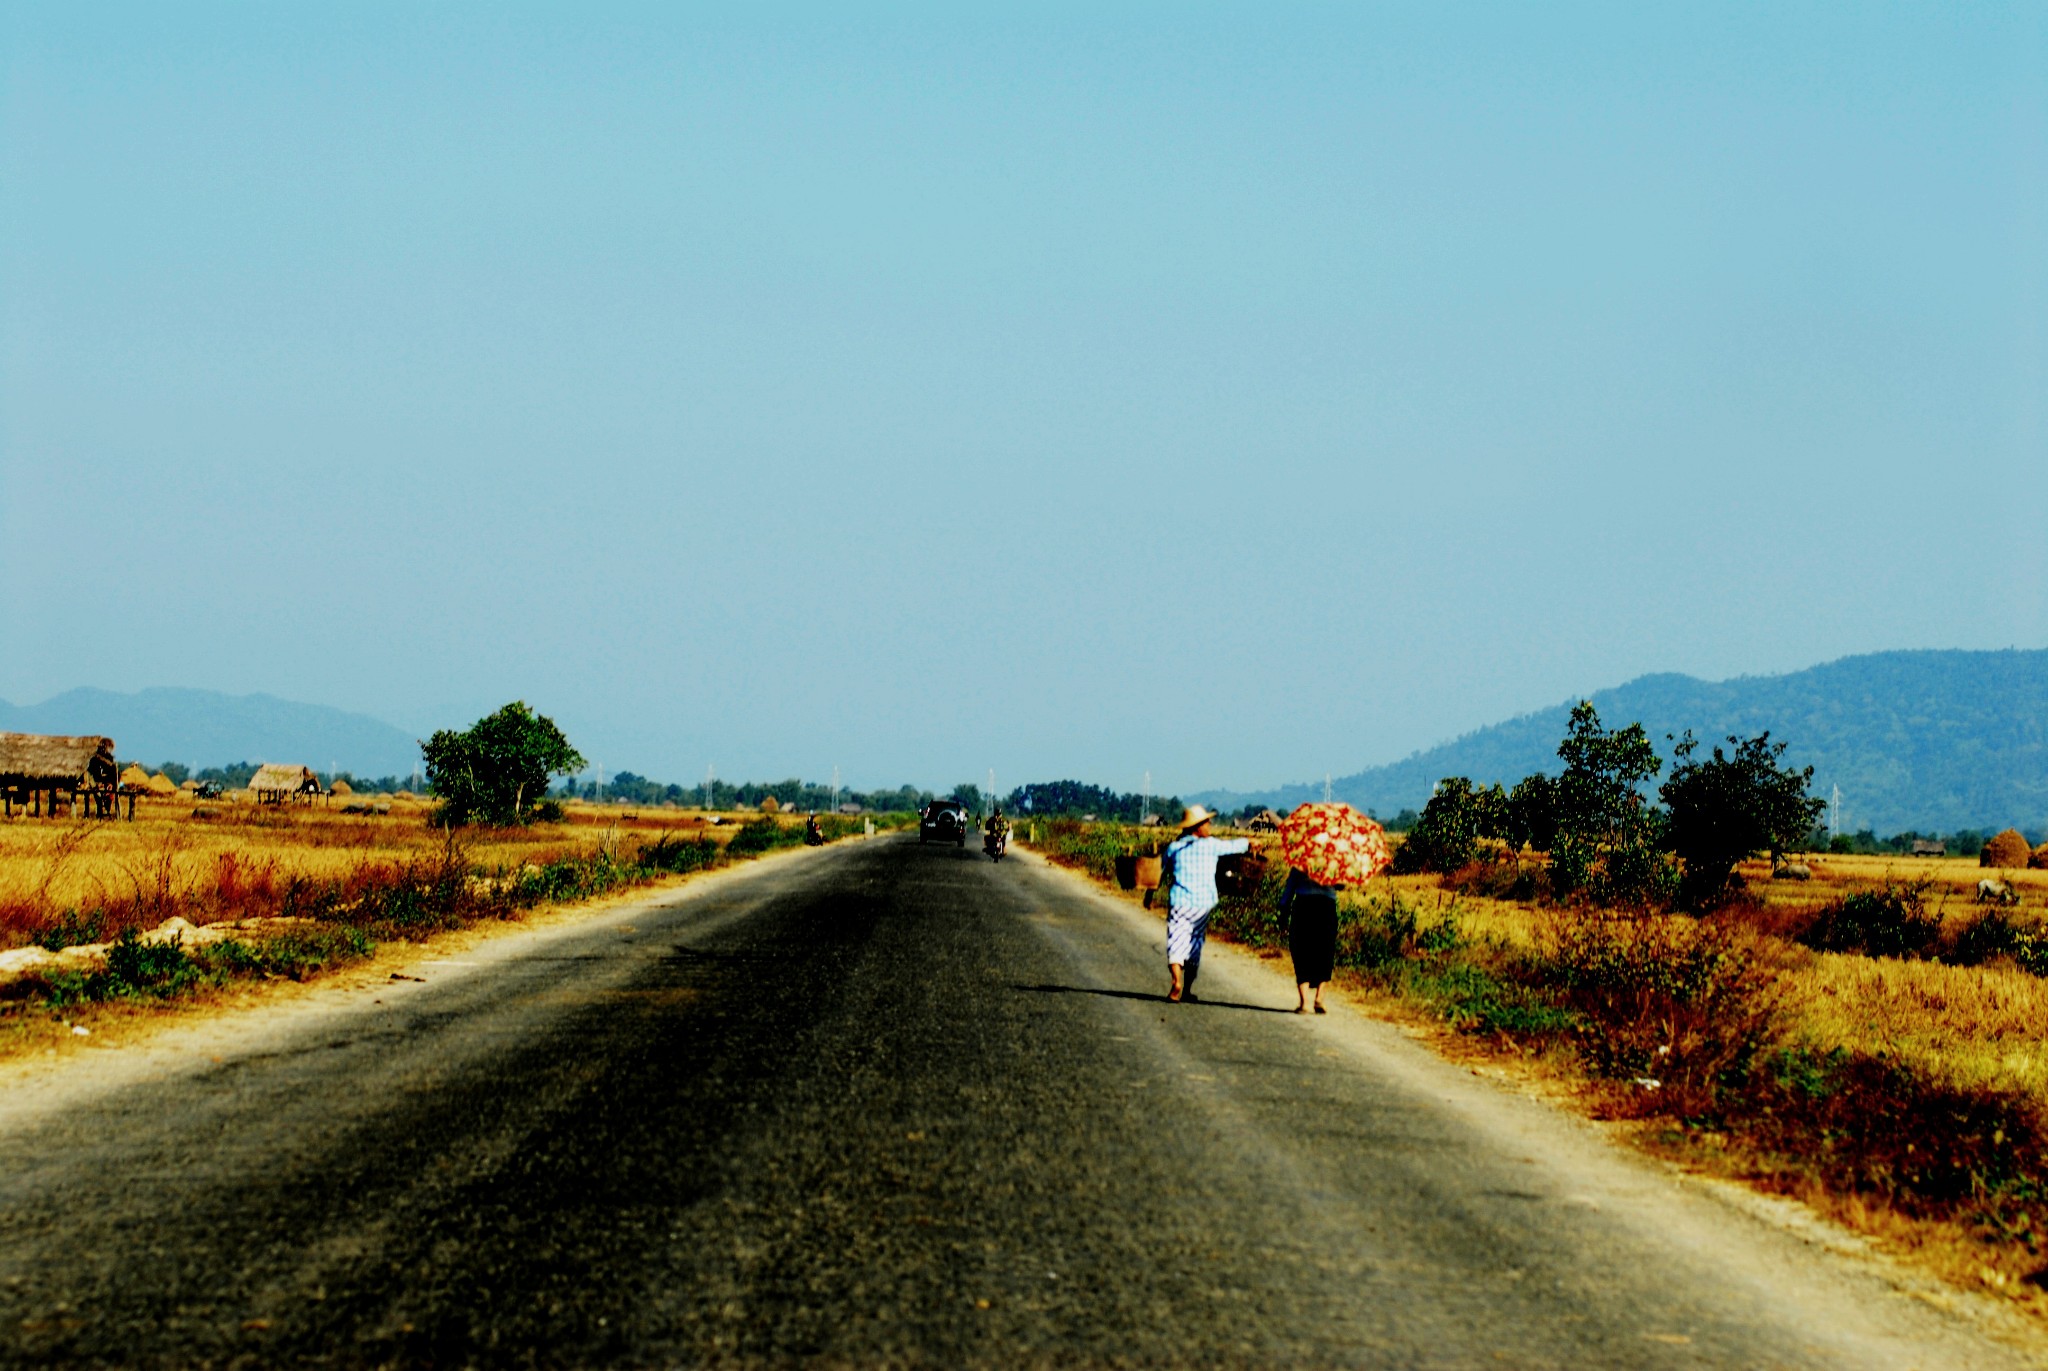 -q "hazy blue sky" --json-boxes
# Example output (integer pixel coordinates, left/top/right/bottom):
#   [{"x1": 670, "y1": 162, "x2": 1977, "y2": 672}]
[{"x1": 3, "y1": 3, "x2": 2043, "y2": 795}]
